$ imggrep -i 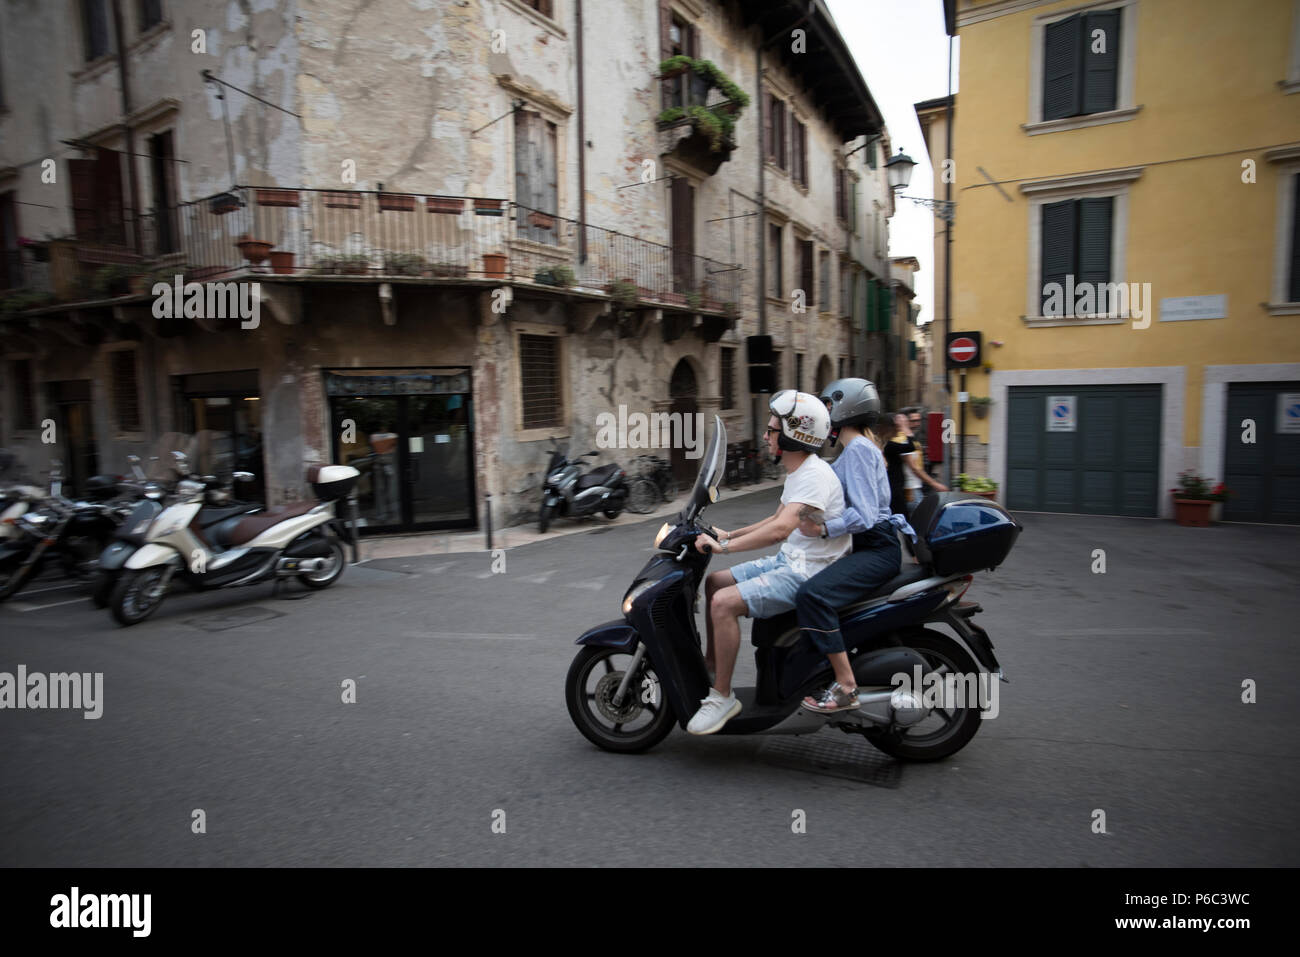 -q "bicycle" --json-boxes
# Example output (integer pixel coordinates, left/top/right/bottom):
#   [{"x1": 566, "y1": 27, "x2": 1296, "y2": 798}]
[{"x1": 627, "y1": 454, "x2": 679, "y2": 511}]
